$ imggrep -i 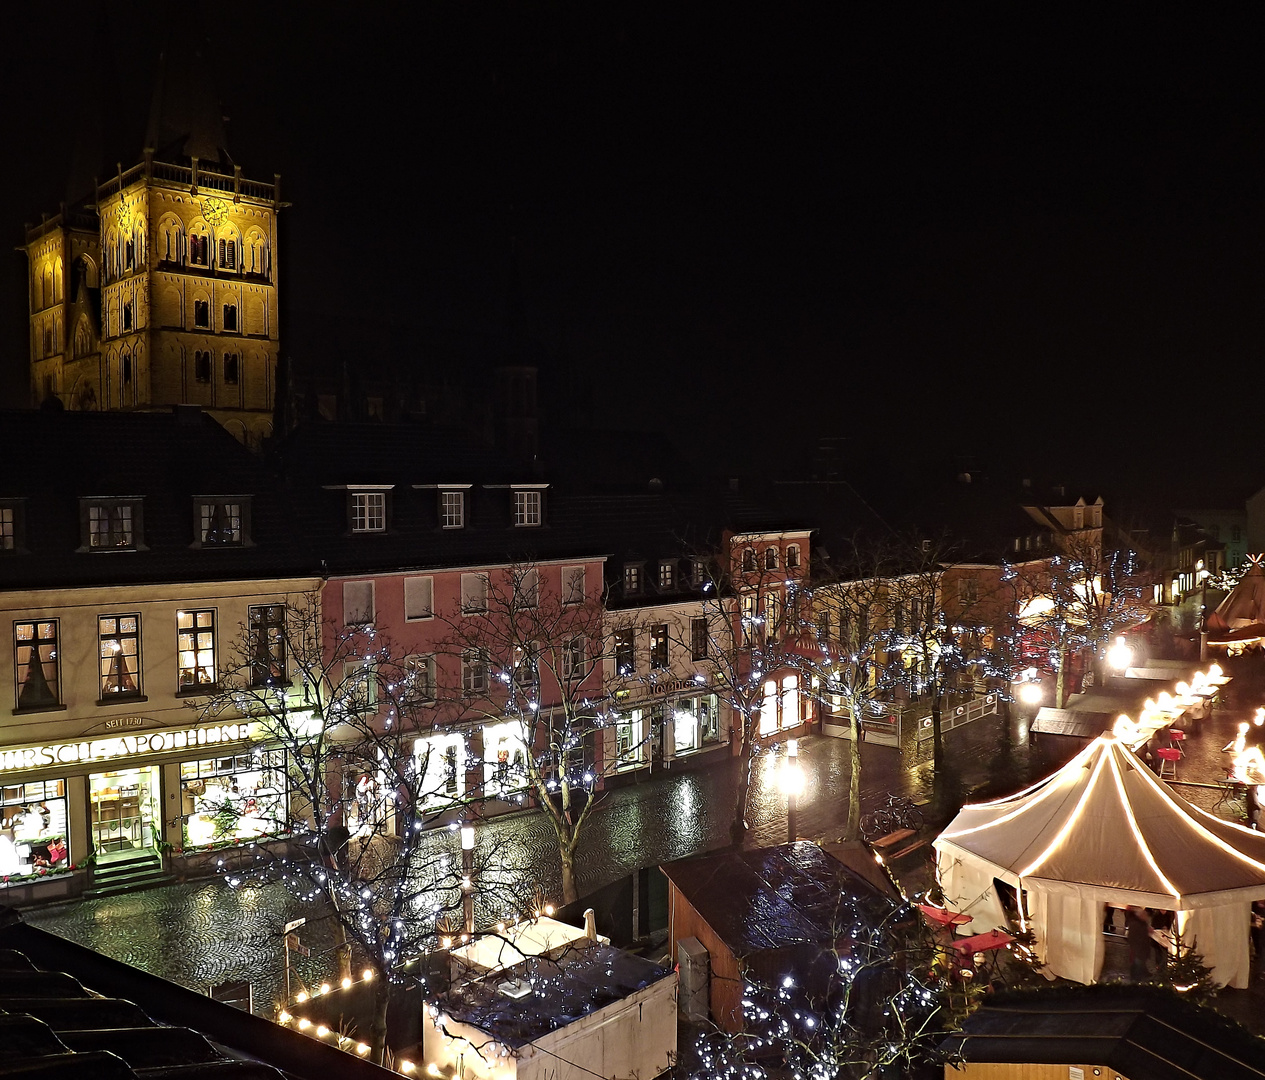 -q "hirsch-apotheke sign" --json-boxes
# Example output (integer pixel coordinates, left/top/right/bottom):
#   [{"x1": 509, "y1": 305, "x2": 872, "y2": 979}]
[{"x1": 0, "y1": 722, "x2": 263, "y2": 774}]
